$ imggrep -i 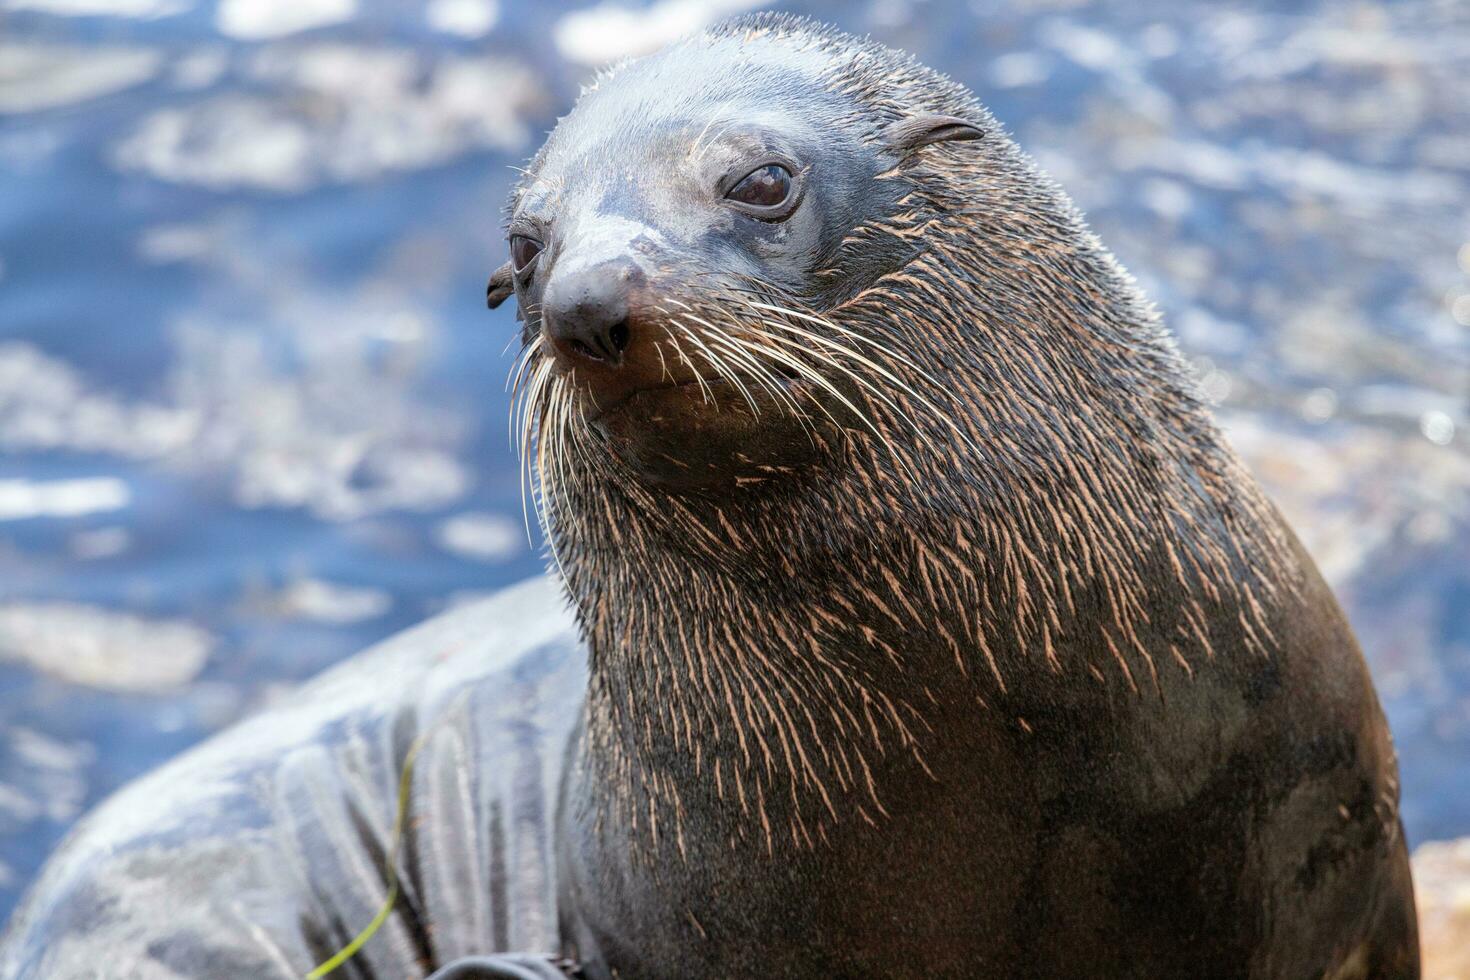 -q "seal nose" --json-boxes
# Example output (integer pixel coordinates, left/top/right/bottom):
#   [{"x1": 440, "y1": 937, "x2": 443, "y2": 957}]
[{"x1": 543, "y1": 258, "x2": 641, "y2": 367}]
